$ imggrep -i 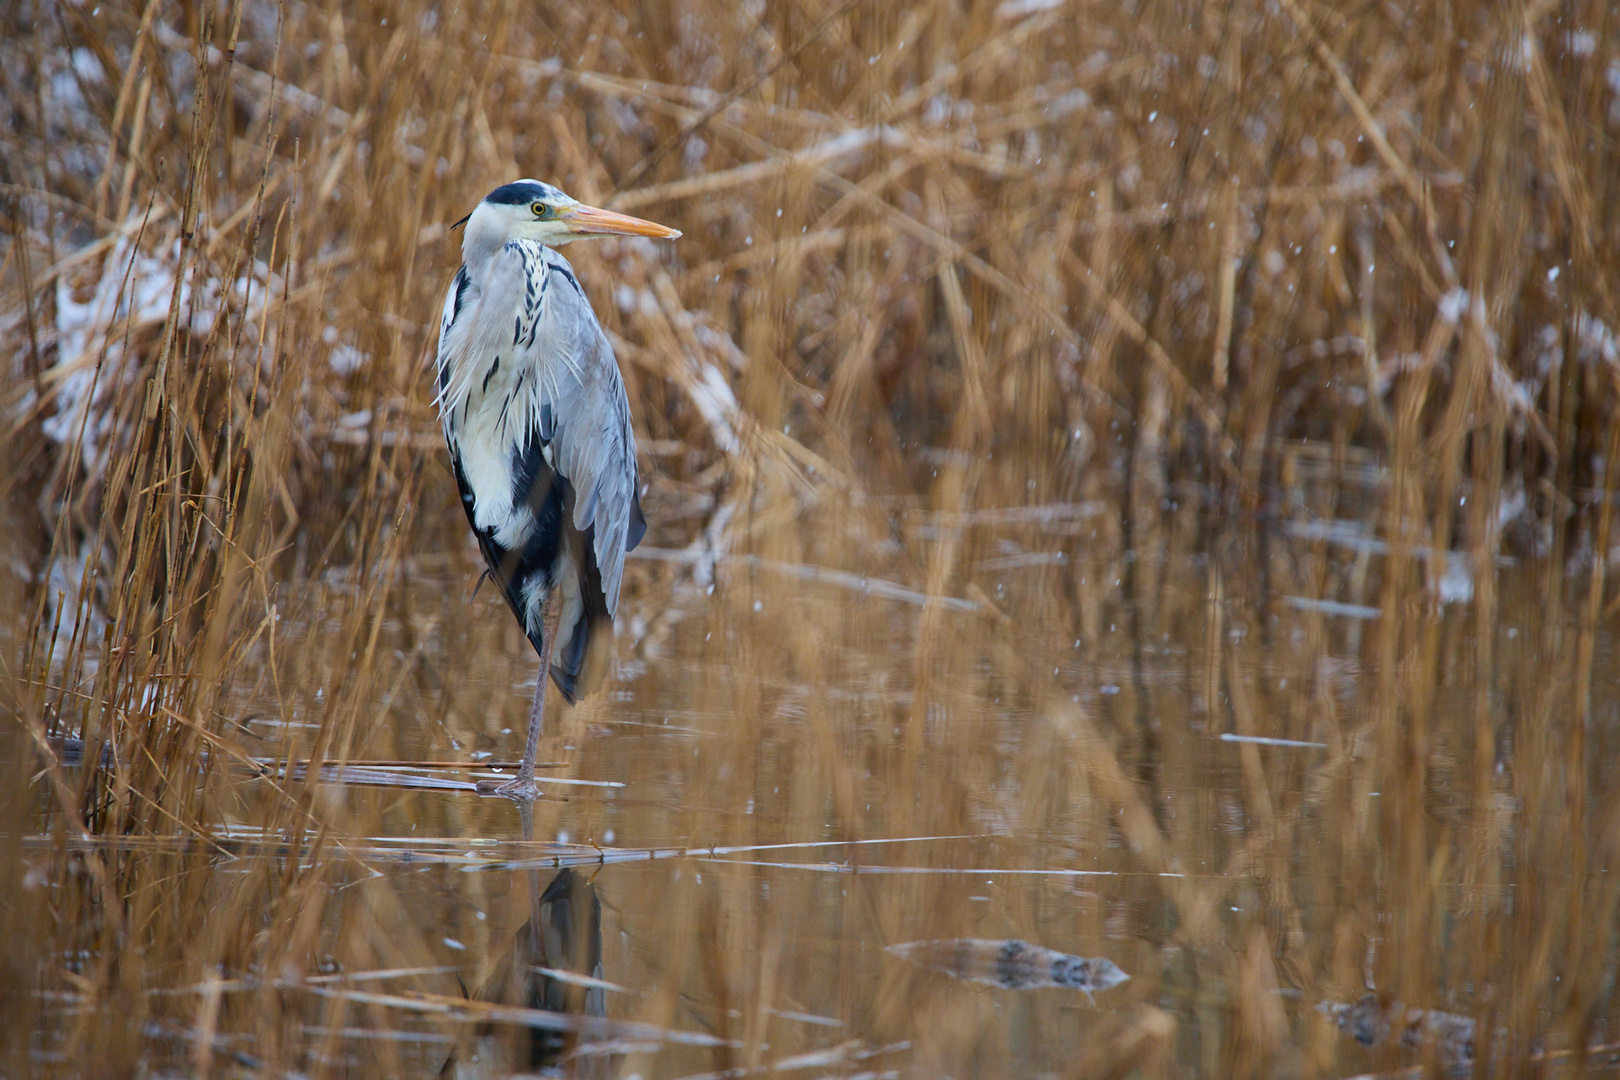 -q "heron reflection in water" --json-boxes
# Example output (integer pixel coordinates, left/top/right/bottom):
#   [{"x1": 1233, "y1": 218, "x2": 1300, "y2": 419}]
[{"x1": 441, "y1": 809, "x2": 606, "y2": 1076}]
